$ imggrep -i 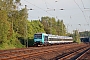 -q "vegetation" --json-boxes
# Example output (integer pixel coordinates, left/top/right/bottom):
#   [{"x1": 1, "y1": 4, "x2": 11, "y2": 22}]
[
  {"x1": 73, "y1": 30, "x2": 81, "y2": 44},
  {"x1": 41, "y1": 16, "x2": 66, "y2": 35}
]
